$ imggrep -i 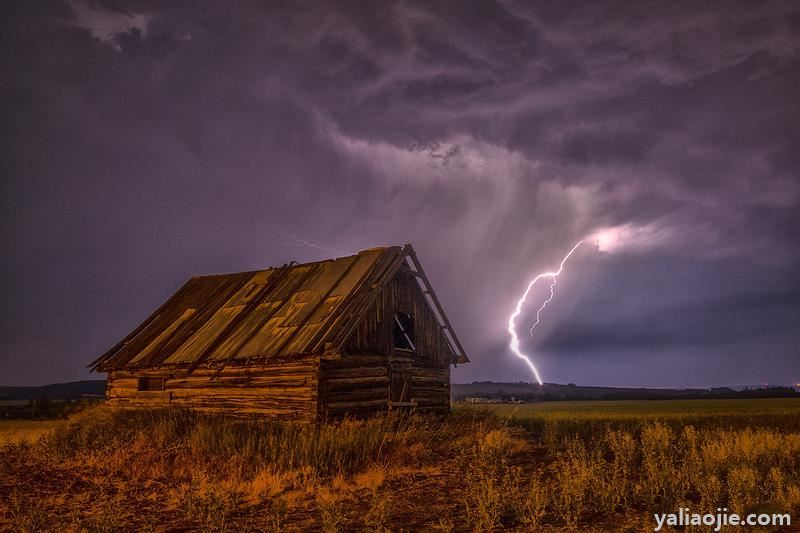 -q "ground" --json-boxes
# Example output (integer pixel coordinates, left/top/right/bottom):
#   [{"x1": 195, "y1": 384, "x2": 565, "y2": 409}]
[{"x1": 1, "y1": 400, "x2": 800, "y2": 531}]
